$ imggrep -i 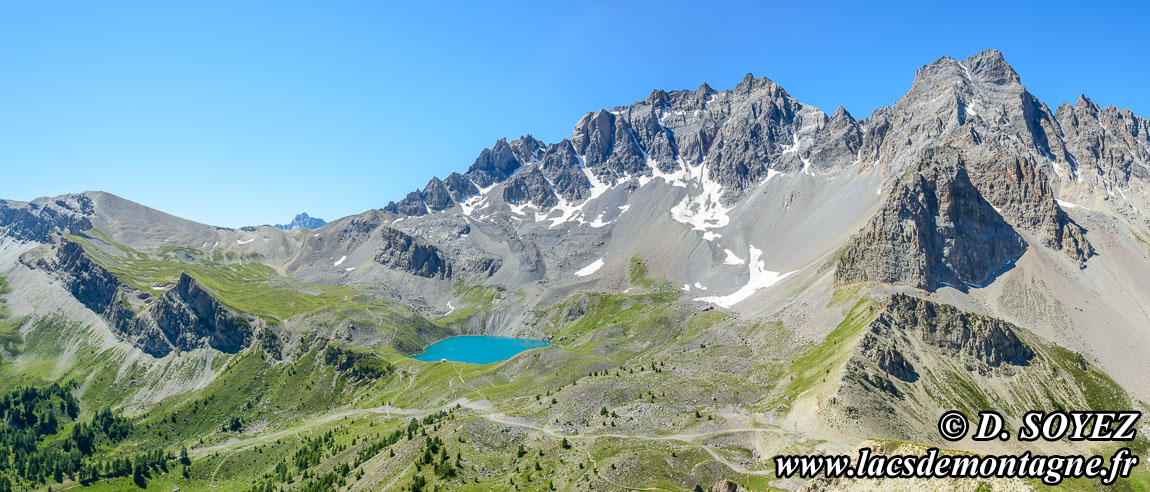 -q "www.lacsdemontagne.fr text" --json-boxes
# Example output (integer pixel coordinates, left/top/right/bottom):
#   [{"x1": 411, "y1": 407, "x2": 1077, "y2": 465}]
[{"x1": 774, "y1": 447, "x2": 1139, "y2": 486}]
